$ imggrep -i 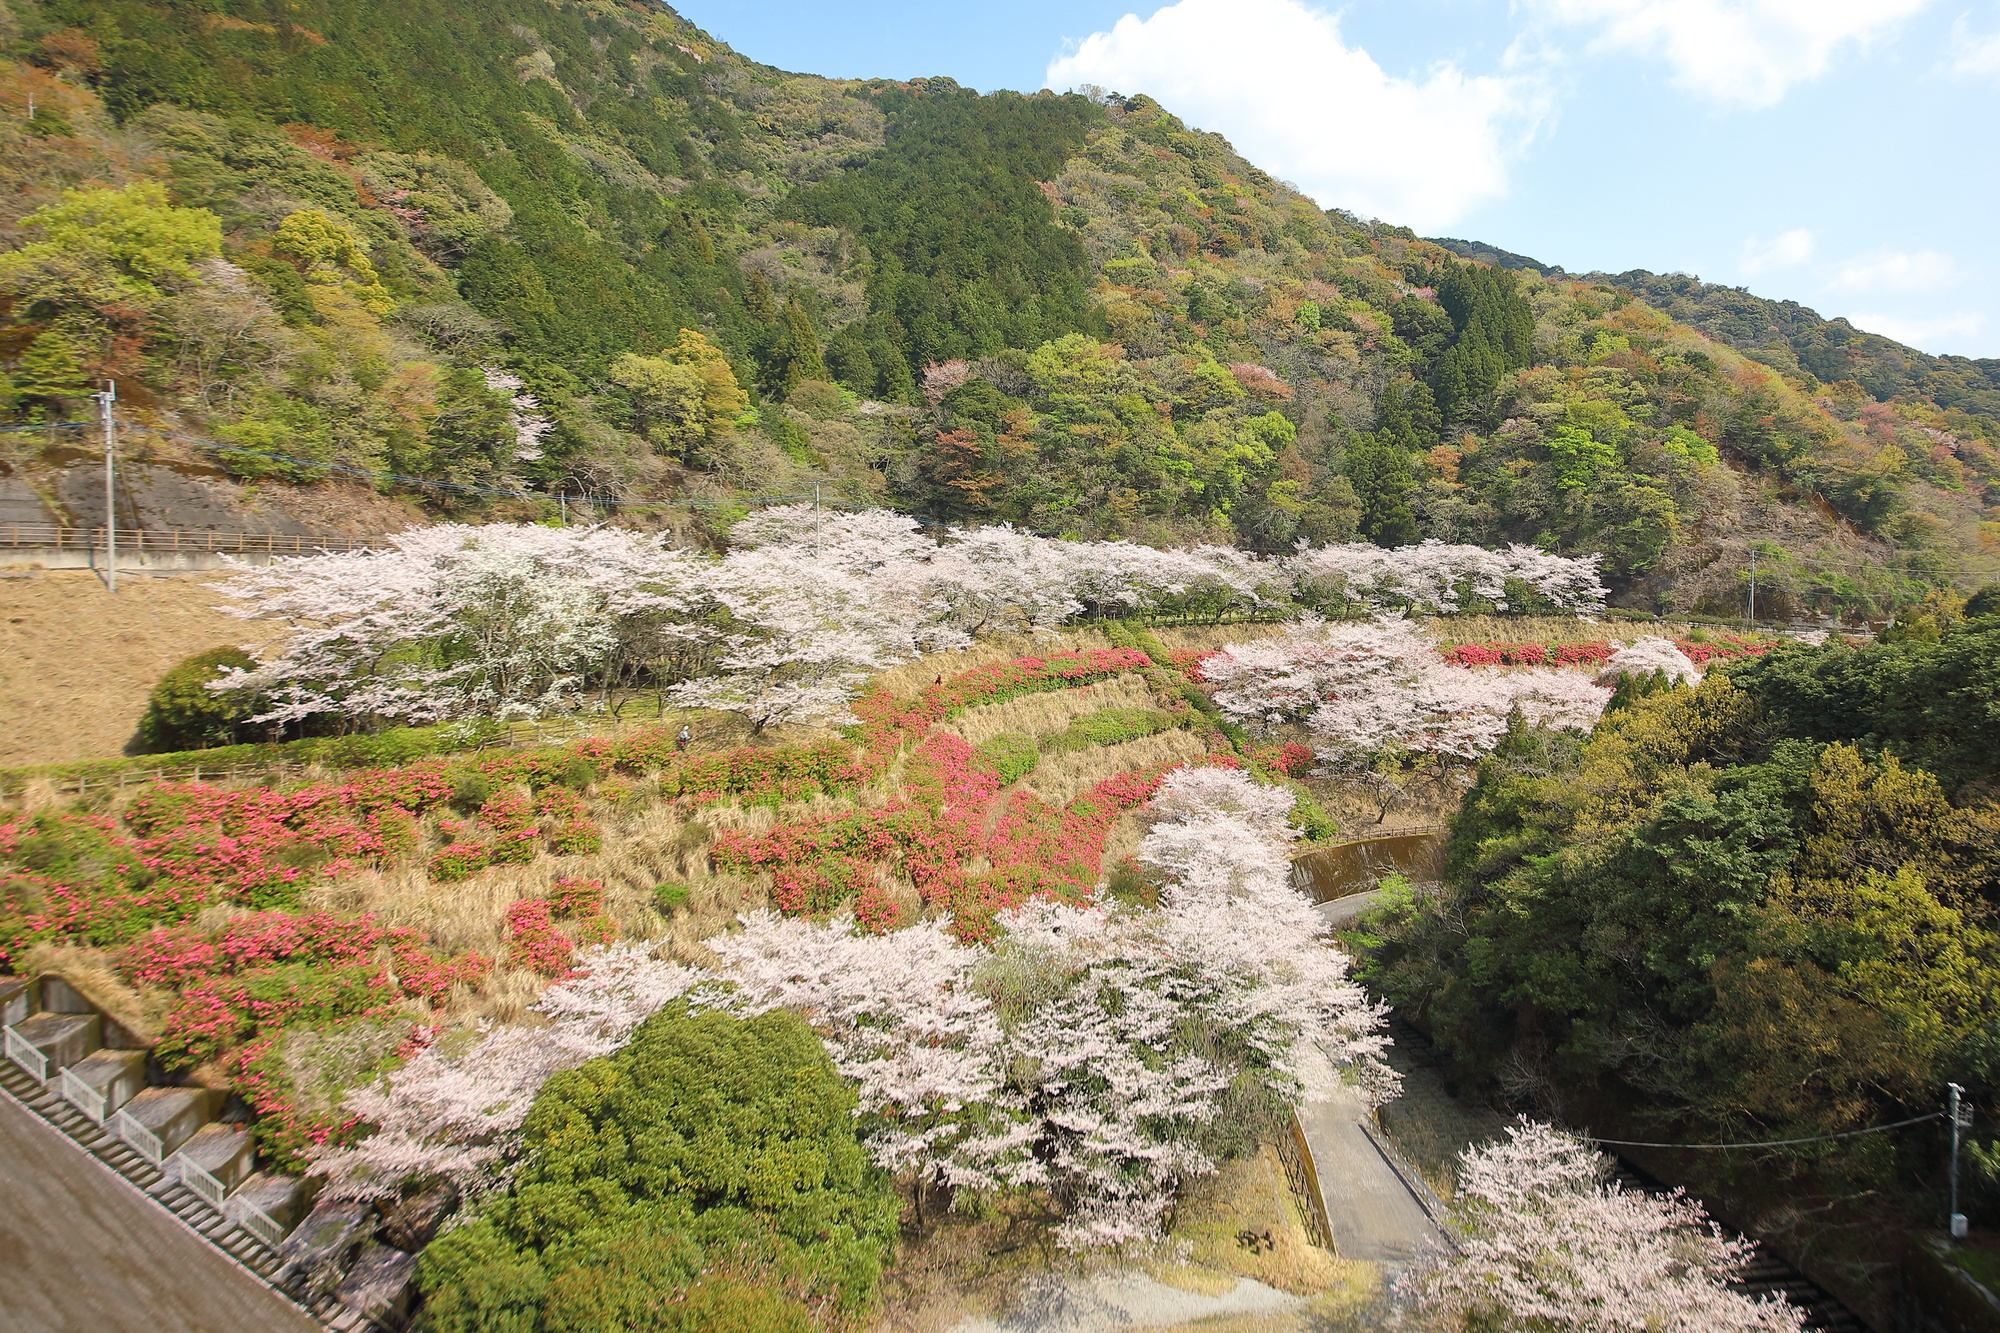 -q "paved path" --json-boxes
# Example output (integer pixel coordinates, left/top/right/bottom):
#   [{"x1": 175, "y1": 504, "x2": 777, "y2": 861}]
[
  {"x1": 0, "y1": 1093, "x2": 320, "y2": 1333},
  {"x1": 1294, "y1": 1043, "x2": 1444, "y2": 1267},
  {"x1": 1315, "y1": 889, "x2": 1384, "y2": 928}
]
